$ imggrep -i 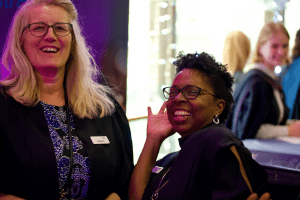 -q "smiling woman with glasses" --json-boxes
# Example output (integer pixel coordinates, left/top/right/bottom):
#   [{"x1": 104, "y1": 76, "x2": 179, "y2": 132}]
[
  {"x1": 129, "y1": 52, "x2": 270, "y2": 200},
  {"x1": 0, "y1": 0, "x2": 133, "y2": 199}
]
